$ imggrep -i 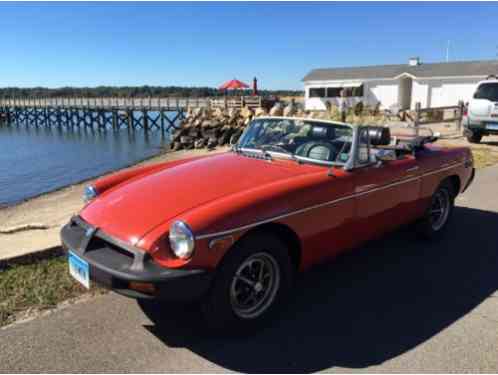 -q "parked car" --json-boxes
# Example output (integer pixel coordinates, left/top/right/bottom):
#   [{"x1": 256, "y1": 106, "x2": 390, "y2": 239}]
[
  {"x1": 463, "y1": 78, "x2": 498, "y2": 143},
  {"x1": 61, "y1": 117, "x2": 474, "y2": 333}
]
